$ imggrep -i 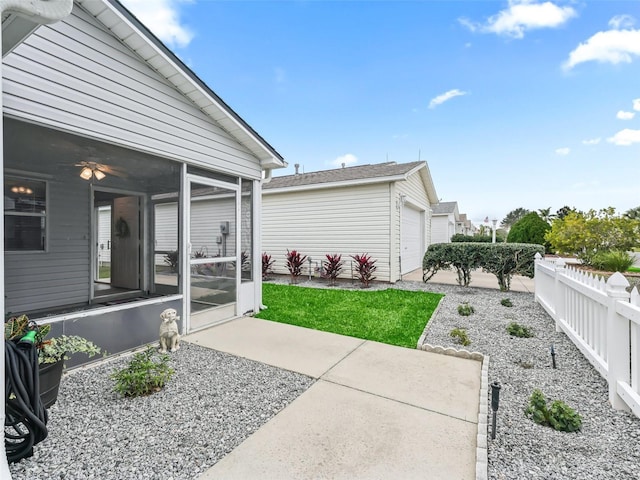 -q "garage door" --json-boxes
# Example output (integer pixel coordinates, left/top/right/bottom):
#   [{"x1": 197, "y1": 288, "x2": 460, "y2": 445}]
[{"x1": 401, "y1": 205, "x2": 423, "y2": 274}]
